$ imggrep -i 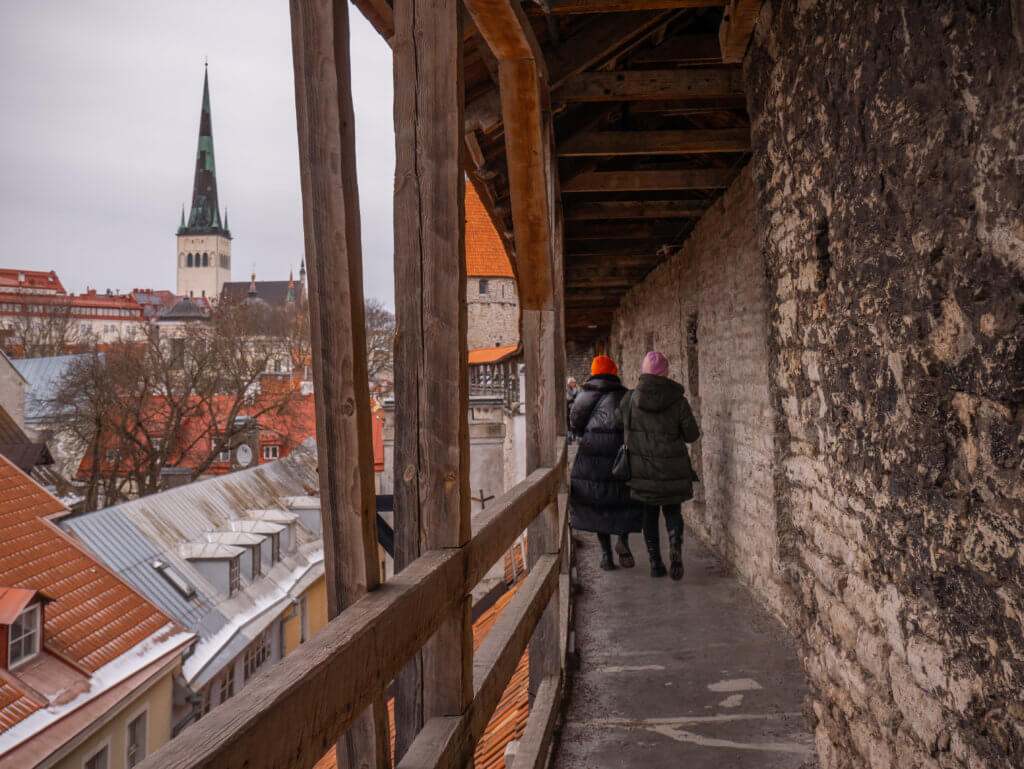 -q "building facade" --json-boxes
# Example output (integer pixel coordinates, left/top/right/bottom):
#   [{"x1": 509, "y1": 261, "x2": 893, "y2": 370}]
[
  {"x1": 465, "y1": 184, "x2": 518, "y2": 351},
  {"x1": 0, "y1": 456, "x2": 192, "y2": 769},
  {"x1": 176, "y1": 68, "x2": 231, "y2": 301}
]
